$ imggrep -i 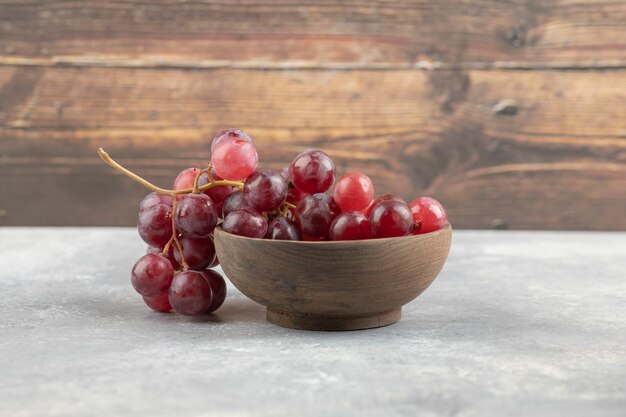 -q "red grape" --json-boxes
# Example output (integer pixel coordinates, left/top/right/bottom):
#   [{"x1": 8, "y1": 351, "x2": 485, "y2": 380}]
[
  {"x1": 138, "y1": 204, "x2": 172, "y2": 247},
  {"x1": 409, "y1": 197, "x2": 448, "y2": 234},
  {"x1": 202, "y1": 269, "x2": 227, "y2": 313},
  {"x1": 175, "y1": 193, "x2": 218, "y2": 238},
  {"x1": 198, "y1": 169, "x2": 234, "y2": 218},
  {"x1": 369, "y1": 200, "x2": 413, "y2": 238},
  {"x1": 244, "y1": 169, "x2": 288, "y2": 212},
  {"x1": 295, "y1": 193, "x2": 341, "y2": 239},
  {"x1": 222, "y1": 190, "x2": 253, "y2": 218},
  {"x1": 173, "y1": 167, "x2": 201, "y2": 199},
  {"x1": 211, "y1": 138, "x2": 258, "y2": 180},
  {"x1": 266, "y1": 217, "x2": 302, "y2": 240},
  {"x1": 222, "y1": 208, "x2": 268, "y2": 238},
  {"x1": 142, "y1": 293, "x2": 172, "y2": 313},
  {"x1": 290, "y1": 149, "x2": 336, "y2": 194},
  {"x1": 329, "y1": 212, "x2": 371, "y2": 240},
  {"x1": 364, "y1": 194, "x2": 404, "y2": 217},
  {"x1": 131, "y1": 254, "x2": 174, "y2": 297},
  {"x1": 333, "y1": 172, "x2": 374, "y2": 212},
  {"x1": 139, "y1": 192, "x2": 172, "y2": 212},
  {"x1": 211, "y1": 128, "x2": 253, "y2": 153},
  {"x1": 173, "y1": 236, "x2": 216, "y2": 270},
  {"x1": 168, "y1": 271, "x2": 213, "y2": 315}
]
